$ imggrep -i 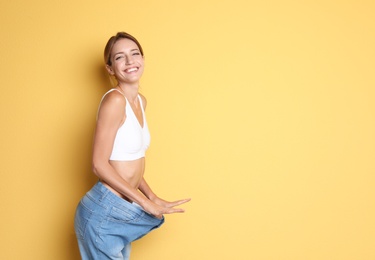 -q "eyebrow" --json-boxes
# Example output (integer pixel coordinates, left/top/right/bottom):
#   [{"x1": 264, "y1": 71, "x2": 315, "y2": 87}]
[{"x1": 114, "y1": 49, "x2": 140, "y2": 56}]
